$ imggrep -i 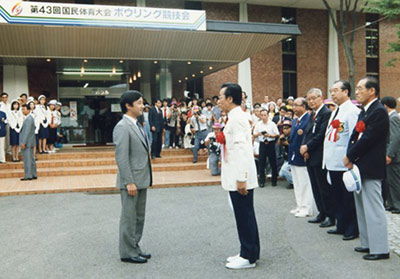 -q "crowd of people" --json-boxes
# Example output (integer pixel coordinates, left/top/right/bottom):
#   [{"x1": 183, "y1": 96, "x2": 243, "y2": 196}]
[
  {"x1": 0, "y1": 92, "x2": 63, "y2": 180},
  {"x1": 137, "y1": 76, "x2": 399, "y2": 262}
]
